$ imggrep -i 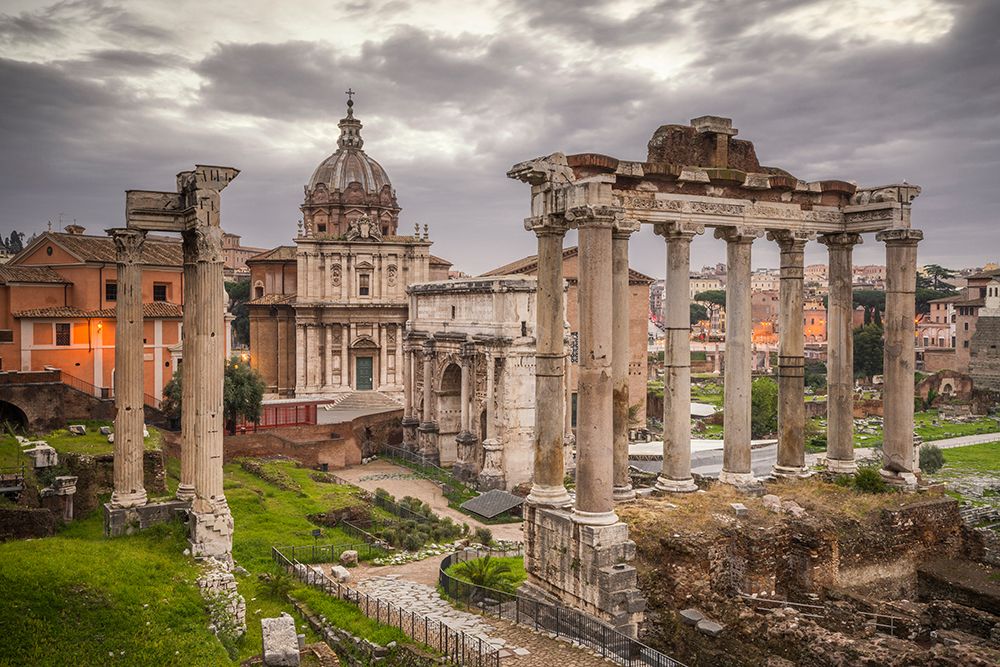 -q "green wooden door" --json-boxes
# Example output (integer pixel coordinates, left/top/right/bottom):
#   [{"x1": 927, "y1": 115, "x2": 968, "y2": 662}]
[{"x1": 356, "y1": 356, "x2": 373, "y2": 390}]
